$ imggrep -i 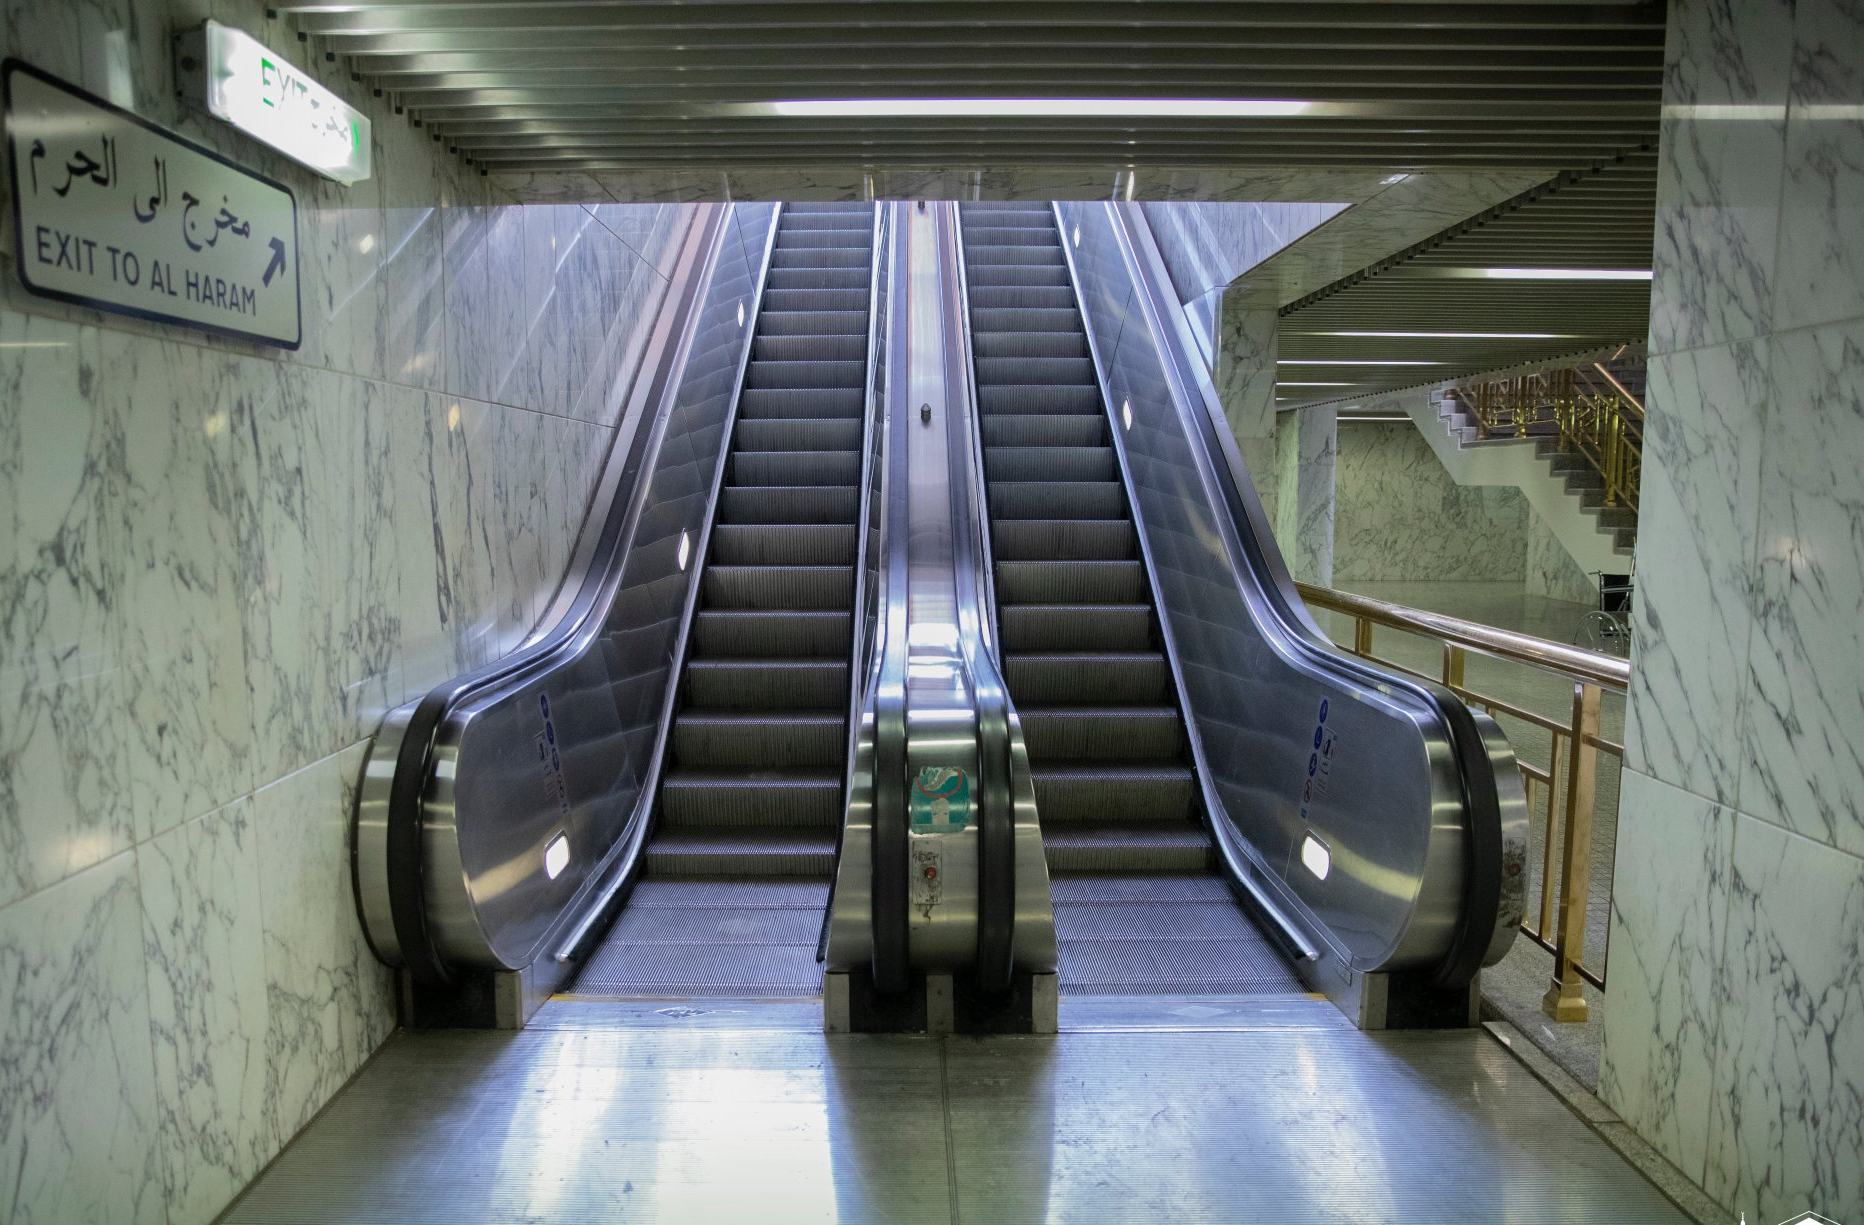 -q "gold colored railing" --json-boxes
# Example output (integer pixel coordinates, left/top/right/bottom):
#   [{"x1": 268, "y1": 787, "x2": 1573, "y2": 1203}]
[
  {"x1": 1448, "y1": 361, "x2": 1645, "y2": 512},
  {"x1": 1296, "y1": 582, "x2": 1630, "y2": 1022}
]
